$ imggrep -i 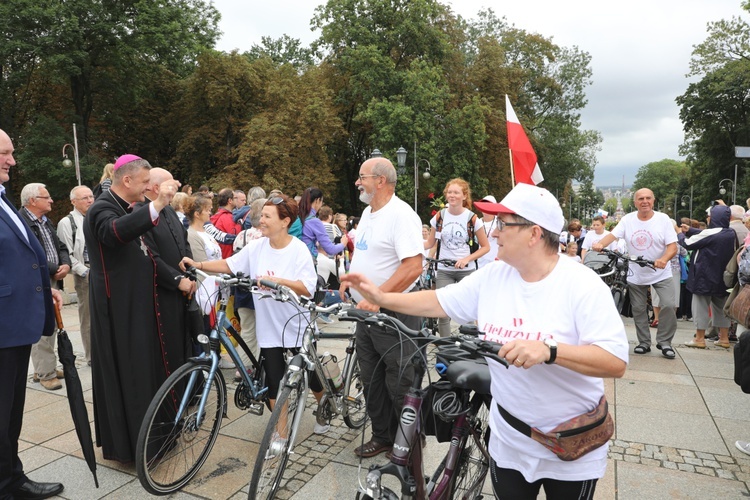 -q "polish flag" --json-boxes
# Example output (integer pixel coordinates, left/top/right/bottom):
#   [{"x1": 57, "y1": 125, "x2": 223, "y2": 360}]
[{"x1": 506, "y1": 95, "x2": 544, "y2": 185}]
